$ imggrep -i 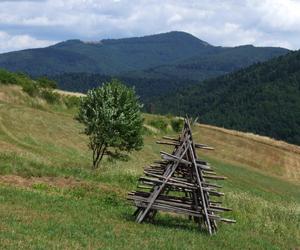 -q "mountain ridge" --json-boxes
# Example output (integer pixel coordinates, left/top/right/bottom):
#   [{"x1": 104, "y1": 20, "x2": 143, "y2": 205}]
[
  {"x1": 48, "y1": 31, "x2": 212, "y2": 47},
  {"x1": 0, "y1": 31, "x2": 289, "y2": 78}
]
